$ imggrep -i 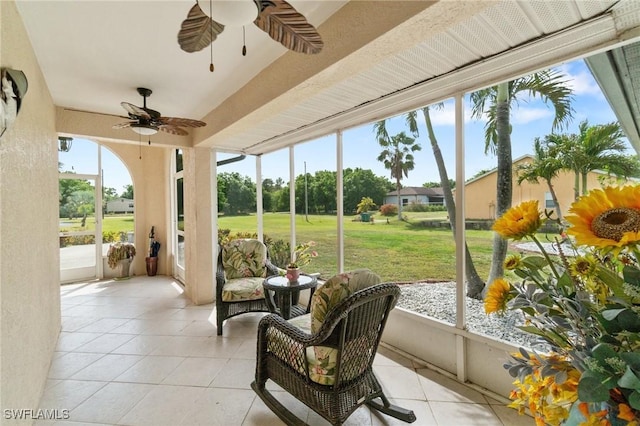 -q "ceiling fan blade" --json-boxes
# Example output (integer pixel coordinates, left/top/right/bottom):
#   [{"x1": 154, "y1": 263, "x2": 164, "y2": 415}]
[
  {"x1": 178, "y1": 3, "x2": 225, "y2": 53},
  {"x1": 160, "y1": 117, "x2": 206, "y2": 128},
  {"x1": 159, "y1": 124, "x2": 189, "y2": 136},
  {"x1": 112, "y1": 121, "x2": 134, "y2": 129},
  {"x1": 254, "y1": 0, "x2": 323, "y2": 55},
  {"x1": 121, "y1": 102, "x2": 151, "y2": 120}
]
